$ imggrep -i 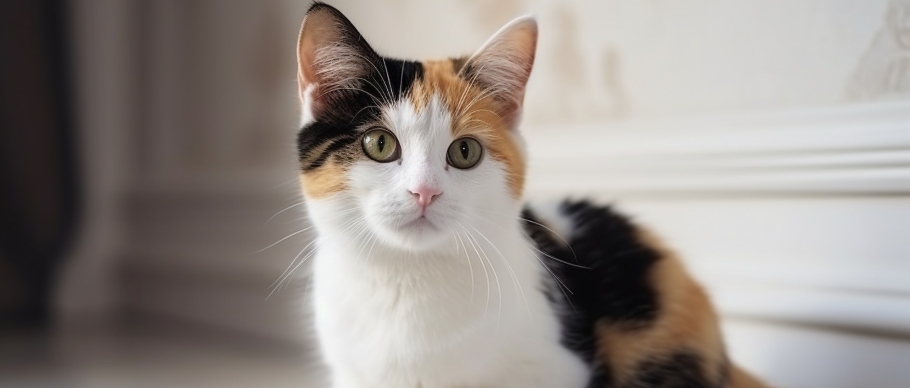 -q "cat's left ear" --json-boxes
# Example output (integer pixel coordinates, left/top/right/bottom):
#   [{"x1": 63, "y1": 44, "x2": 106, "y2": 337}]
[{"x1": 461, "y1": 16, "x2": 538, "y2": 130}]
